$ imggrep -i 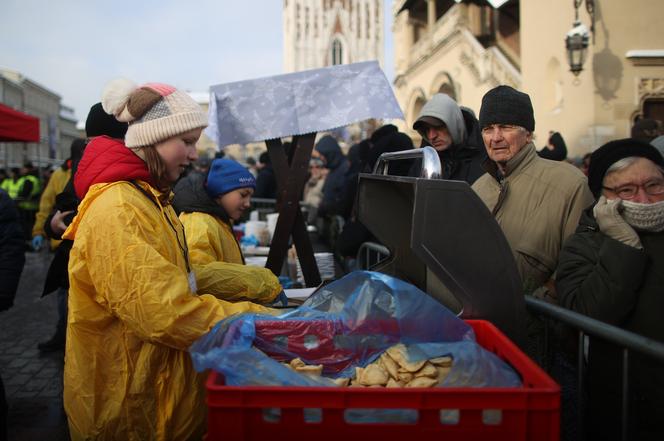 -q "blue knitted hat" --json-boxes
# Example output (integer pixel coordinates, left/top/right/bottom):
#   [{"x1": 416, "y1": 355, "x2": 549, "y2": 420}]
[{"x1": 205, "y1": 159, "x2": 256, "y2": 198}]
